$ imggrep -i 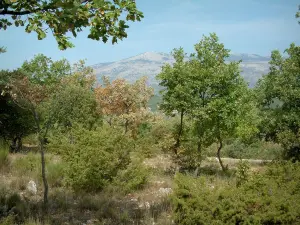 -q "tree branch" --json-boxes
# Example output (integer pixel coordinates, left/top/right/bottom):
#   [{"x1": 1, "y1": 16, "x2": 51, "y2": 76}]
[{"x1": 0, "y1": 0, "x2": 92, "y2": 16}]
